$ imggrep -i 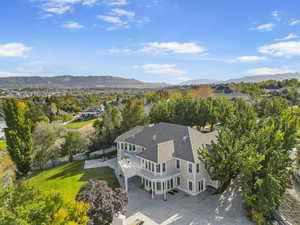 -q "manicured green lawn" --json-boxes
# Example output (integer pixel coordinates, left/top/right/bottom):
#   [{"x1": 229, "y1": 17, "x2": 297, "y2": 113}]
[
  {"x1": 28, "y1": 160, "x2": 119, "y2": 201},
  {"x1": 65, "y1": 119, "x2": 97, "y2": 129}
]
